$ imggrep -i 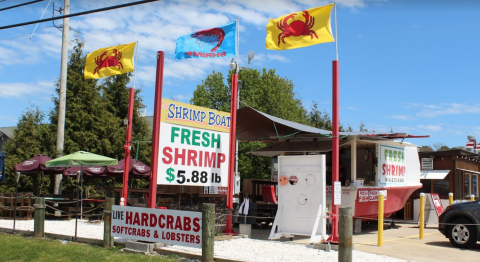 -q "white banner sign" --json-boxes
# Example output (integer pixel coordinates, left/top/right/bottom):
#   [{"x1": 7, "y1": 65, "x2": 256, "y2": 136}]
[
  {"x1": 157, "y1": 122, "x2": 229, "y2": 186},
  {"x1": 111, "y1": 205, "x2": 202, "y2": 248},
  {"x1": 333, "y1": 181, "x2": 341, "y2": 205},
  {"x1": 378, "y1": 145, "x2": 407, "y2": 186}
]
